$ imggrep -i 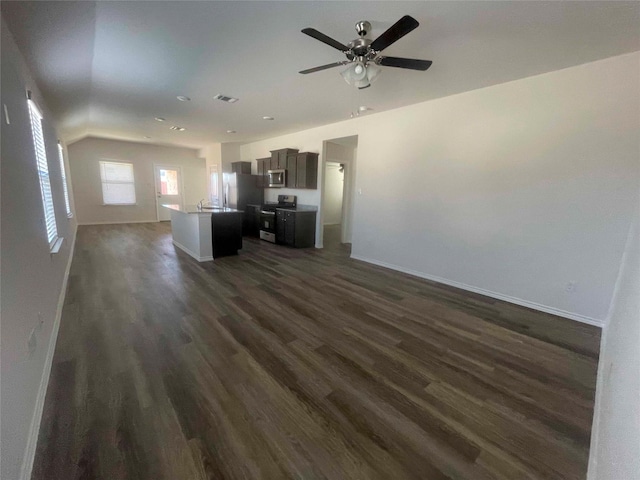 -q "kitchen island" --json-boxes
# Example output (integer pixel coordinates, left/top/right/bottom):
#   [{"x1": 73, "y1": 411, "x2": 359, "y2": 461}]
[{"x1": 162, "y1": 204, "x2": 243, "y2": 261}]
